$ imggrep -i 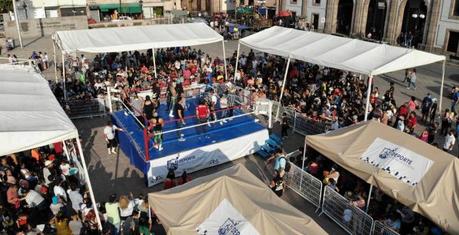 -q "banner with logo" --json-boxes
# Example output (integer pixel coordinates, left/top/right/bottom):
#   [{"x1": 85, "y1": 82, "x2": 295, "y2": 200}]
[
  {"x1": 361, "y1": 138, "x2": 433, "y2": 186},
  {"x1": 197, "y1": 199, "x2": 260, "y2": 235},
  {"x1": 146, "y1": 129, "x2": 269, "y2": 187}
]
